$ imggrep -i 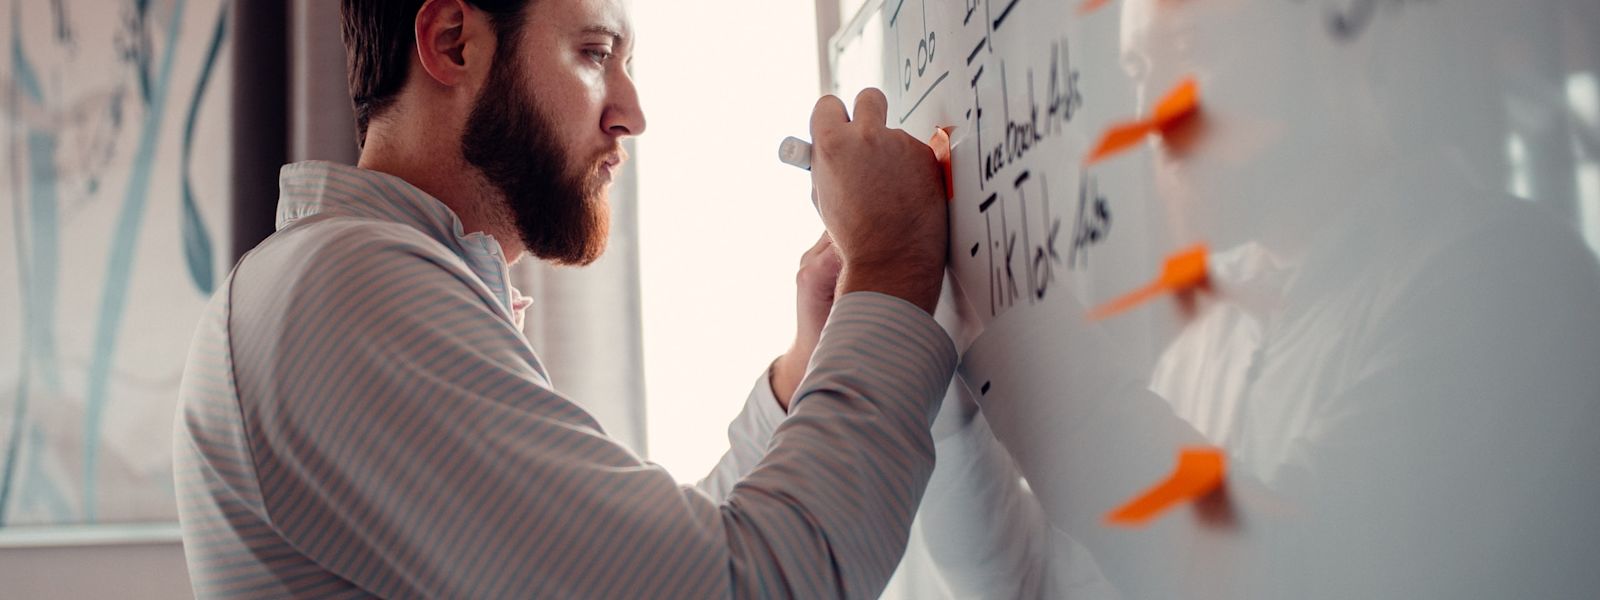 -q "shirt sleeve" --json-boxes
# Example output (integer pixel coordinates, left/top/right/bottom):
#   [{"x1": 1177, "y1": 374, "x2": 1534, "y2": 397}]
[
  {"x1": 695, "y1": 367, "x2": 788, "y2": 502},
  {"x1": 230, "y1": 230, "x2": 957, "y2": 599}
]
